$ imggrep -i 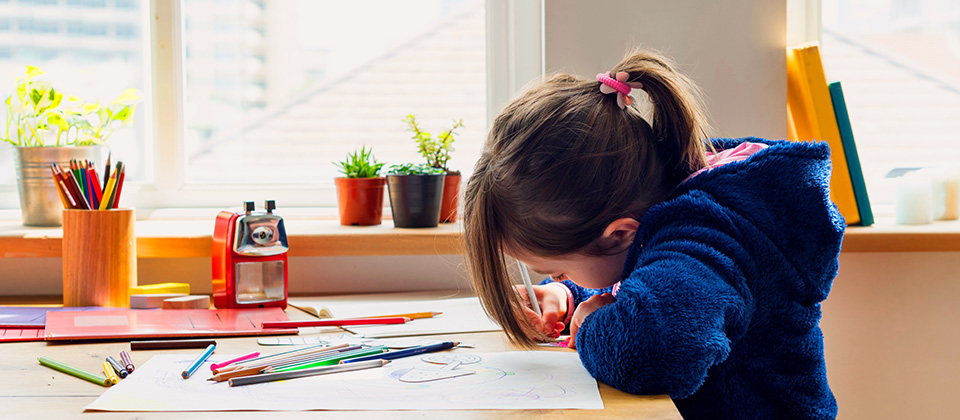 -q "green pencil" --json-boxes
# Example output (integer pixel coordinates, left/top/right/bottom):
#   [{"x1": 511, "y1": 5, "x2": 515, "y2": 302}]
[
  {"x1": 38, "y1": 356, "x2": 111, "y2": 387},
  {"x1": 270, "y1": 346, "x2": 388, "y2": 373}
]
